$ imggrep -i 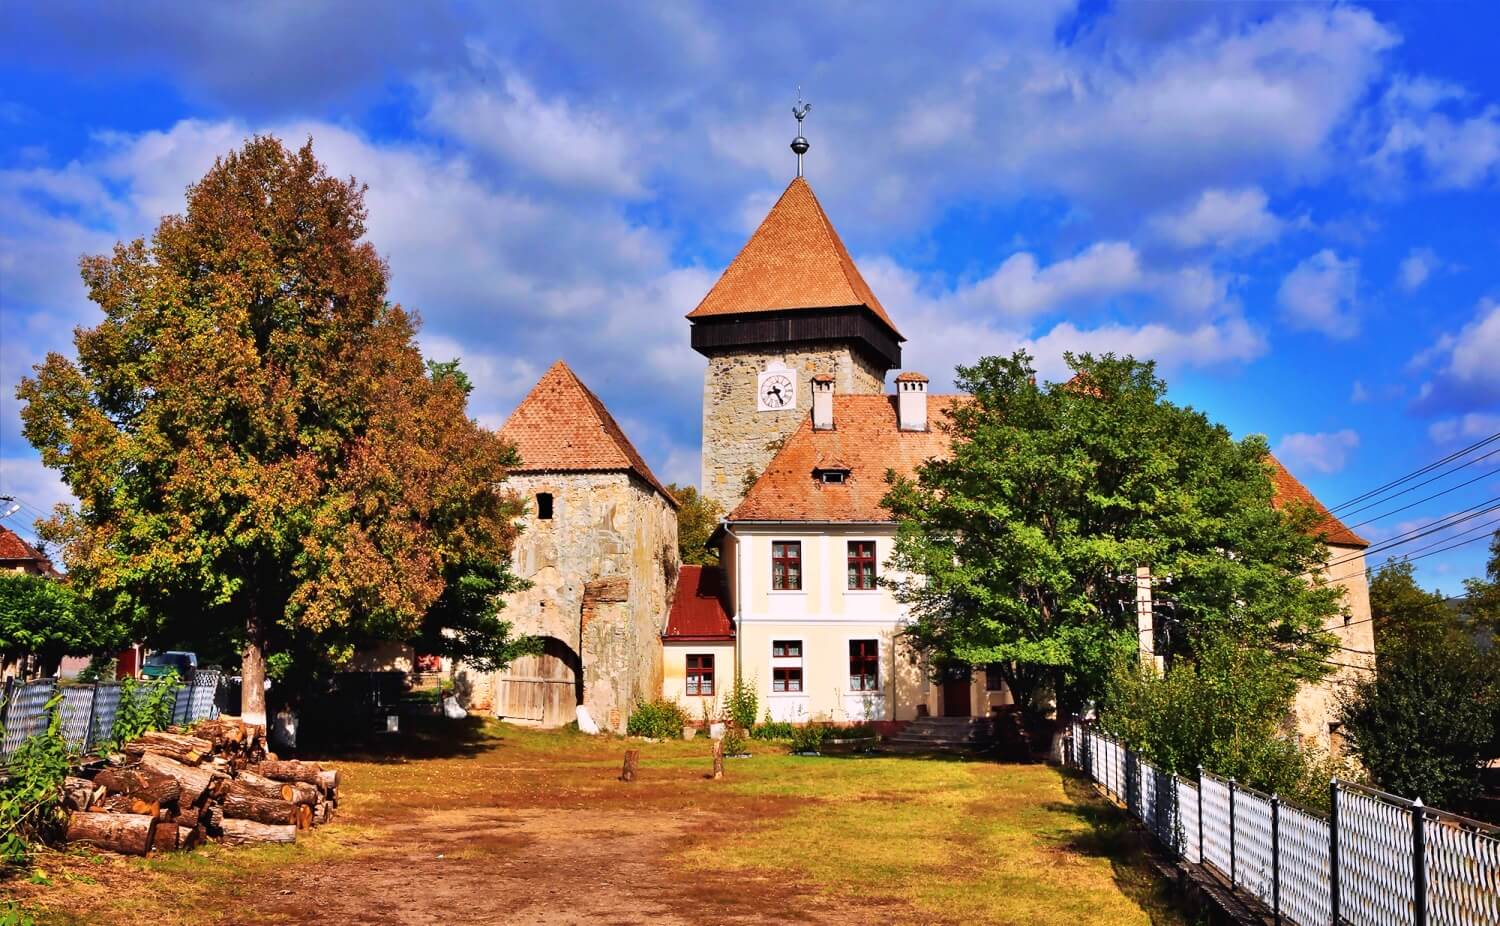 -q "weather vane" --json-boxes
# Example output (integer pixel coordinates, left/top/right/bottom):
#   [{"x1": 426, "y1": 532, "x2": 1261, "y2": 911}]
[{"x1": 791, "y1": 86, "x2": 811, "y2": 178}]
